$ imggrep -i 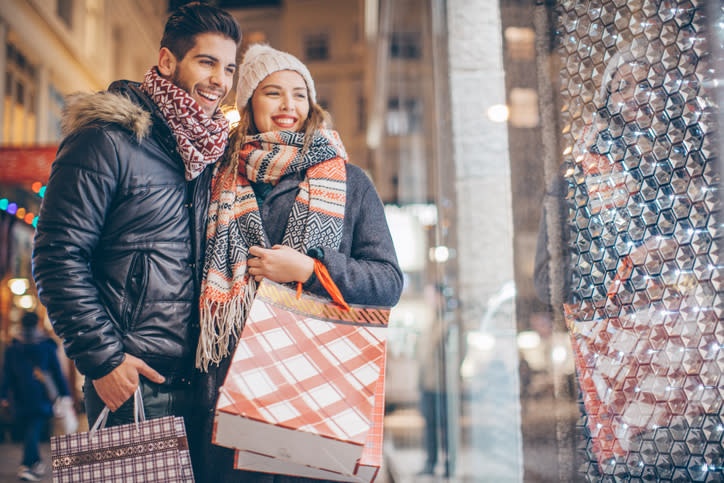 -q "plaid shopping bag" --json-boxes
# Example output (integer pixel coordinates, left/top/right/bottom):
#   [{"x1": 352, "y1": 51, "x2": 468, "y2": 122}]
[
  {"x1": 51, "y1": 388, "x2": 194, "y2": 482},
  {"x1": 213, "y1": 280, "x2": 389, "y2": 477},
  {"x1": 232, "y1": 349, "x2": 387, "y2": 481}
]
